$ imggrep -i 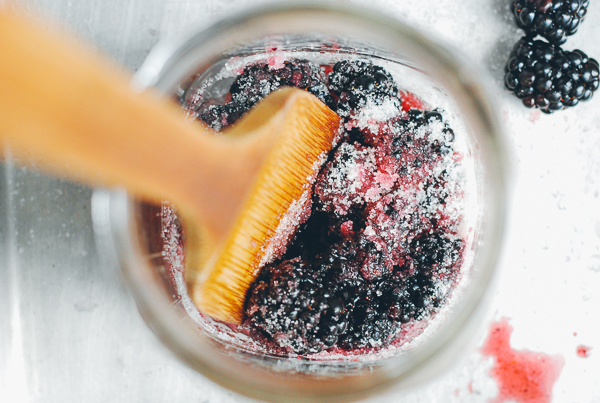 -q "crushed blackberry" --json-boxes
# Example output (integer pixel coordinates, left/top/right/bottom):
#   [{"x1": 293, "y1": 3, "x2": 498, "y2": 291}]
[
  {"x1": 512, "y1": 0, "x2": 589, "y2": 44},
  {"x1": 328, "y1": 60, "x2": 400, "y2": 117},
  {"x1": 504, "y1": 37, "x2": 599, "y2": 112}
]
